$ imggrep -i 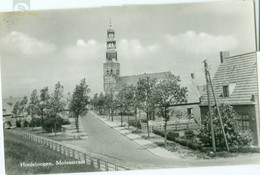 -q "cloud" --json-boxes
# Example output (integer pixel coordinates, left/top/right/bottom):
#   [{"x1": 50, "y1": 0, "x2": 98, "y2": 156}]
[
  {"x1": 118, "y1": 39, "x2": 160, "y2": 59},
  {"x1": 64, "y1": 39, "x2": 104, "y2": 61},
  {"x1": 165, "y1": 31, "x2": 239, "y2": 55},
  {"x1": 0, "y1": 31, "x2": 56, "y2": 56}
]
